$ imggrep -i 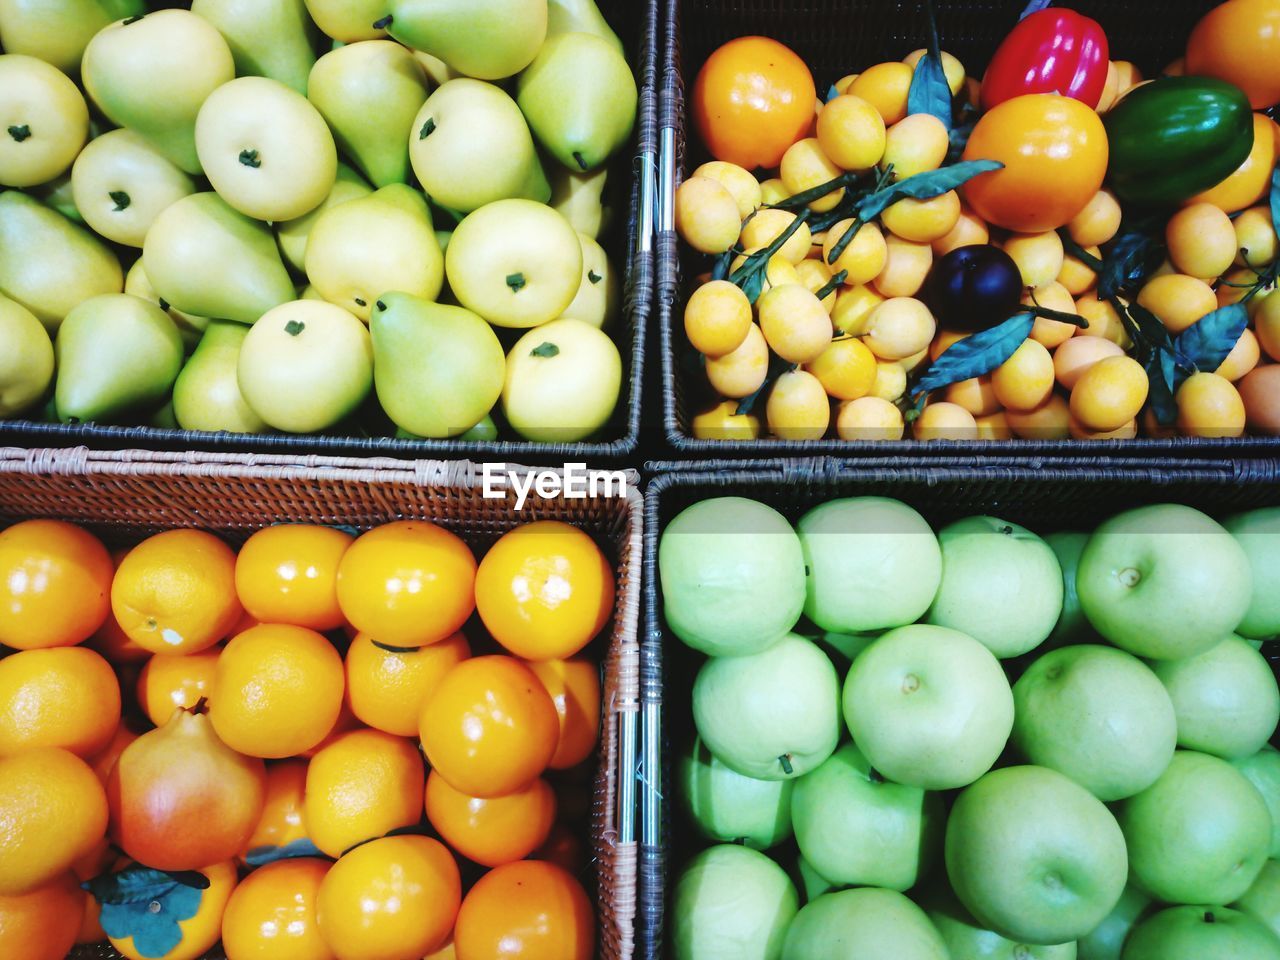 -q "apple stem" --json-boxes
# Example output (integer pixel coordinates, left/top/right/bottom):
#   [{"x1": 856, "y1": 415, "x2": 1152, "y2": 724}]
[
  {"x1": 7, "y1": 125, "x2": 30, "y2": 143},
  {"x1": 778, "y1": 754, "x2": 794, "y2": 775},
  {"x1": 239, "y1": 149, "x2": 261, "y2": 169}
]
